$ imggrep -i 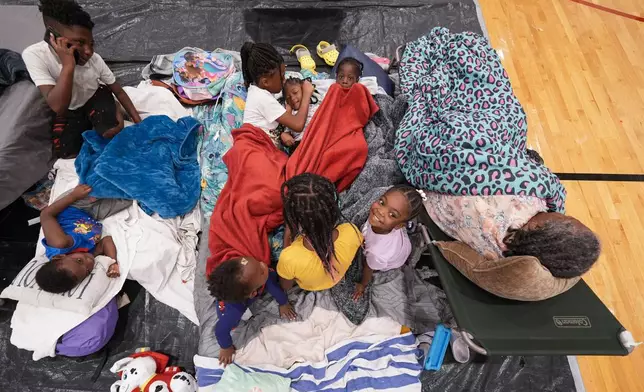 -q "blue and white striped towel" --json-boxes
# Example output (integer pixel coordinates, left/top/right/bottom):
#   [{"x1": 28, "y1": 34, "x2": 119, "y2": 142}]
[{"x1": 194, "y1": 333, "x2": 422, "y2": 391}]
